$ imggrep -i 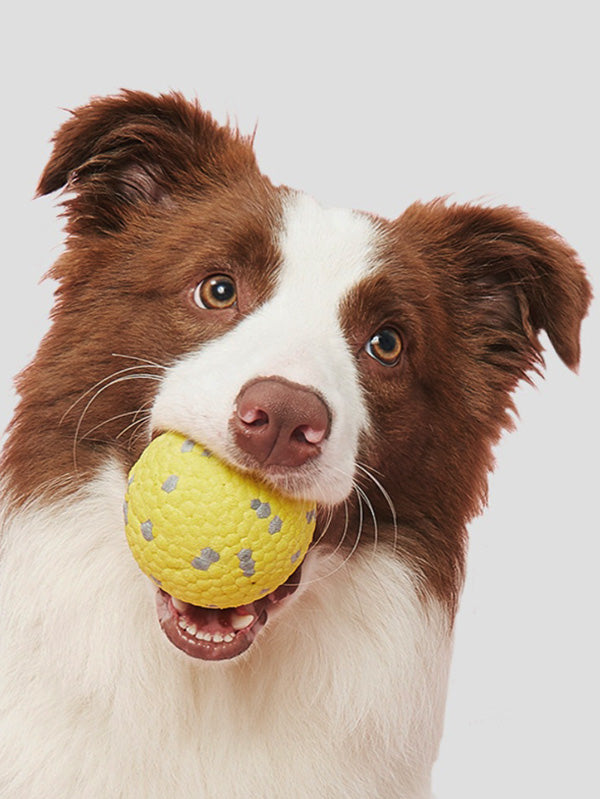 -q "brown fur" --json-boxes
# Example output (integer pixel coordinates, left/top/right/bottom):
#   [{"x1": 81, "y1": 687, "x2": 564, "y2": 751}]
[
  {"x1": 340, "y1": 205, "x2": 591, "y2": 610},
  {"x1": 1, "y1": 91, "x2": 591, "y2": 619}
]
